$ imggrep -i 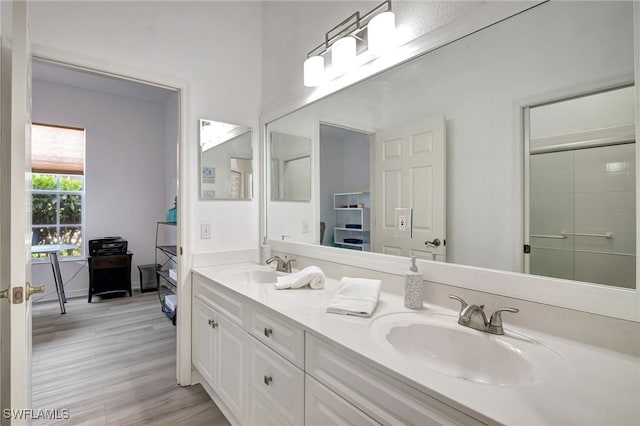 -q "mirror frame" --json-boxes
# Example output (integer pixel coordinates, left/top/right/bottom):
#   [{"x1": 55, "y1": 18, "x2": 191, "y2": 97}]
[{"x1": 259, "y1": 1, "x2": 640, "y2": 322}]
